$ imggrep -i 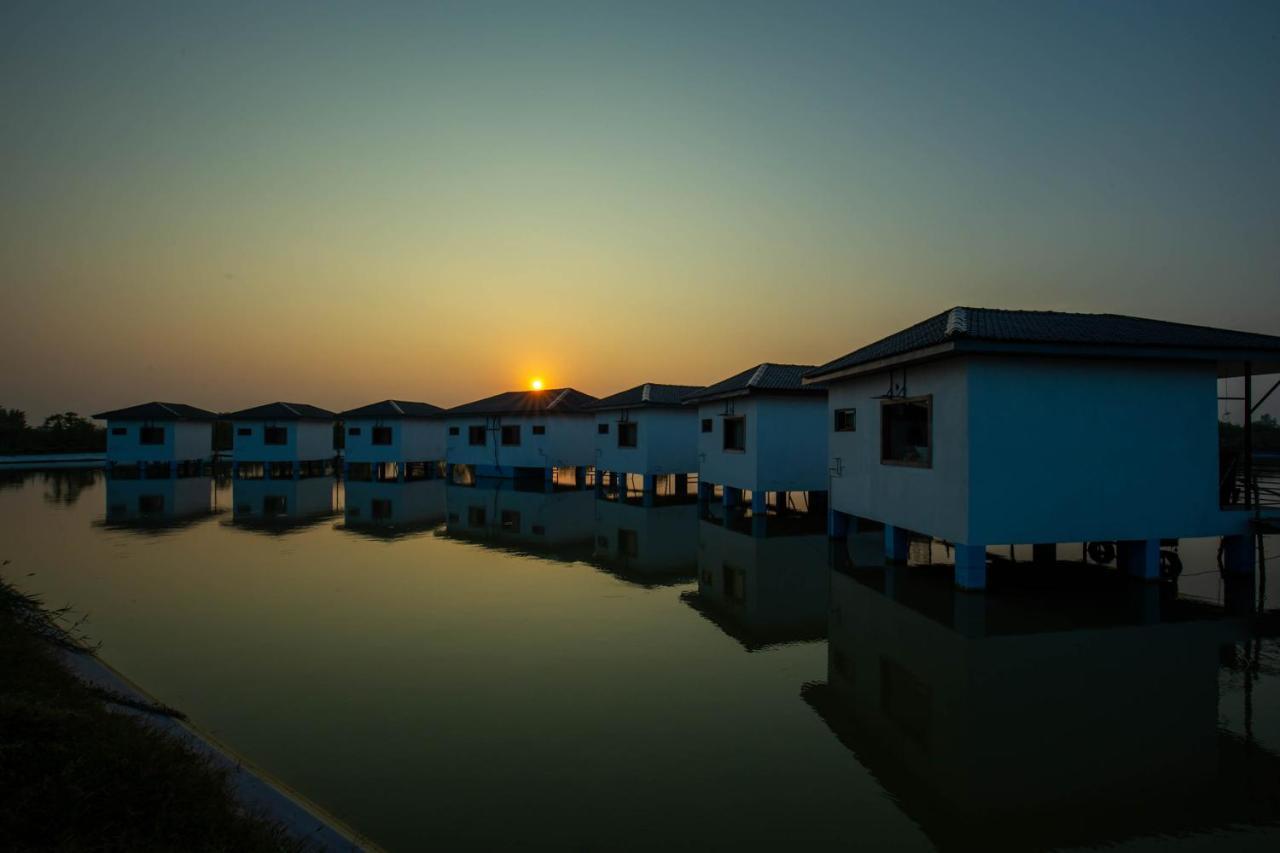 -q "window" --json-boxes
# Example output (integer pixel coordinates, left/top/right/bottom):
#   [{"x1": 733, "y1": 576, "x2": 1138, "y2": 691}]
[
  {"x1": 500, "y1": 510, "x2": 520, "y2": 531},
  {"x1": 138, "y1": 494, "x2": 164, "y2": 514},
  {"x1": 834, "y1": 408, "x2": 856, "y2": 432},
  {"x1": 264, "y1": 426, "x2": 287, "y2": 445},
  {"x1": 371, "y1": 499, "x2": 392, "y2": 520},
  {"x1": 372, "y1": 426, "x2": 392, "y2": 445},
  {"x1": 449, "y1": 426, "x2": 460, "y2": 436},
  {"x1": 618, "y1": 528, "x2": 639, "y2": 558},
  {"x1": 348, "y1": 426, "x2": 362, "y2": 436},
  {"x1": 701, "y1": 418, "x2": 713, "y2": 433},
  {"x1": 139, "y1": 426, "x2": 165, "y2": 445},
  {"x1": 881, "y1": 397, "x2": 932, "y2": 467},
  {"x1": 723, "y1": 564, "x2": 746, "y2": 603},
  {"x1": 468, "y1": 506, "x2": 486, "y2": 527},
  {"x1": 532, "y1": 425, "x2": 545, "y2": 435},
  {"x1": 468, "y1": 426, "x2": 486, "y2": 446},
  {"x1": 723, "y1": 416, "x2": 745, "y2": 452},
  {"x1": 111, "y1": 426, "x2": 127, "y2": 436},
  {"x1": 501, "y1": 425, "x2": 520, "y2": 446},
  {"x1": 598, "y1": 423, "x2": 610, "y2": 435},
  {"x1": 237, "y1": 427, "x2": 252, "y2": 436},
  {"x1": 263, "y1": 495, "x2": 288, "y2": 516},
  {"x1": 617, "y1": 422, "x2": 638, "y2": 448}
]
